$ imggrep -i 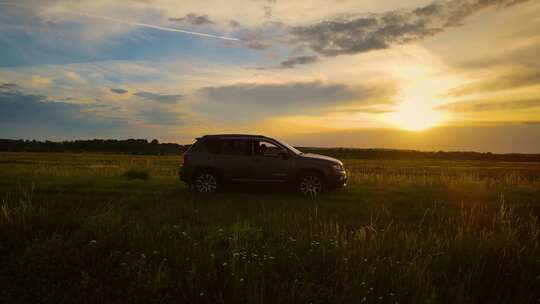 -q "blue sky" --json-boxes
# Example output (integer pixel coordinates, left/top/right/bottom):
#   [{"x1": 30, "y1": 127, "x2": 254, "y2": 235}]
[{"x1": 0, "y1": 0, "x2": 539, "y2": 152}]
